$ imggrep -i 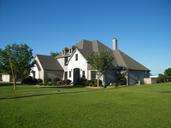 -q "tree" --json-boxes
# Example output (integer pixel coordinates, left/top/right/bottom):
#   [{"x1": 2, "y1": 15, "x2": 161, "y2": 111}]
[
  {"x1": 157, "y1": 73, "x2": 166, "y2": 83},
  {"x1": 157, "y1": 68, "x2": 171, "y2": 83},
  {"x1": 164, "y1": 68, "x2": 171, "y2": 82},
  {"x1": 0, "y1": 44, "x2": 33, "y2": 90},
  {"x1": 87, "y1": 52, "x2": 113, "y2": 87},
  {"x1": 164, "y1": 68, "x2": 171, "y2": 77},
  {"x1": 50, "y1": 51, "x2": 59, "y2": 58}
]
